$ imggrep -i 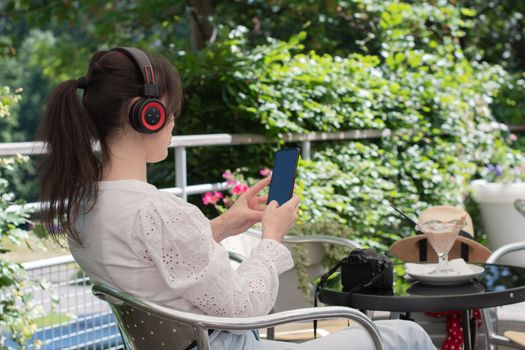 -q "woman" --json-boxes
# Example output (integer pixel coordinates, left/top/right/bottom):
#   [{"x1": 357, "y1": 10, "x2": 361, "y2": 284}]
[{"x1": 37, "y1": 47, "x2": 435, "y2": 349}]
